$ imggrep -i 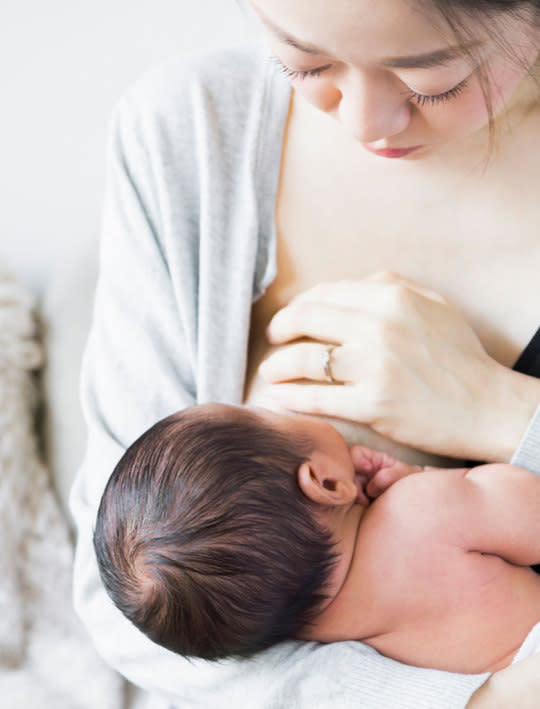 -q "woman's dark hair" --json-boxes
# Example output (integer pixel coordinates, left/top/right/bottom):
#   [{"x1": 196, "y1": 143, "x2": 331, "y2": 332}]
[
  {"x1": 93, "y1": 405, "x2": 338, "y2": 661},
  {"x1": 247, "y1": 0, "x2": 539, "y2": 151},
  {"x1": 422, "y1": 1, "x2": 540, "y2": 149}
]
